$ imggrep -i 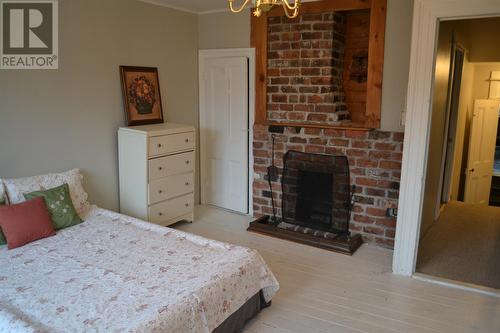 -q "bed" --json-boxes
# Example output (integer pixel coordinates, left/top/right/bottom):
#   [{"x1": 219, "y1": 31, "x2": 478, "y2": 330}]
[{"x1": 0, "y1": 206, "x2": 279, "y2": 332}]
